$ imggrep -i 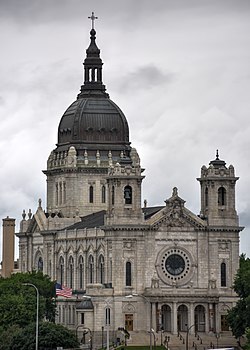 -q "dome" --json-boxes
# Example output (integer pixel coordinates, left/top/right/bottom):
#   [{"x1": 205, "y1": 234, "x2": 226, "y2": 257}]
[{"x1": 56, "y1": 27, "x2": 130, "y2": 158}]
